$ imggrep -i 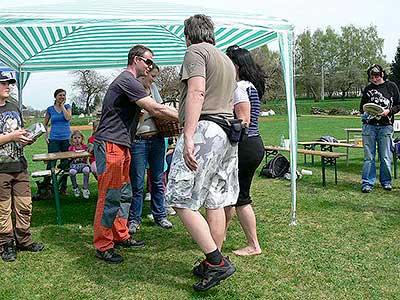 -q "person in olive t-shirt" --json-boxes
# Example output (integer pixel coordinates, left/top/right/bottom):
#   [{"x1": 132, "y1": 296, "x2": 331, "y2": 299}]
[
  {"x1": 93, "y1": 45, "x2": 178, "y2": 264},
  {"x1": 0, "y1": 71, "x2": 44, "y2": 262},
  {"x1": 165, "y1": 15, "x2": 238, "y2": 292},
  {"x1": 359, "y1": 64, "x2": 400, "y2": 193}
]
